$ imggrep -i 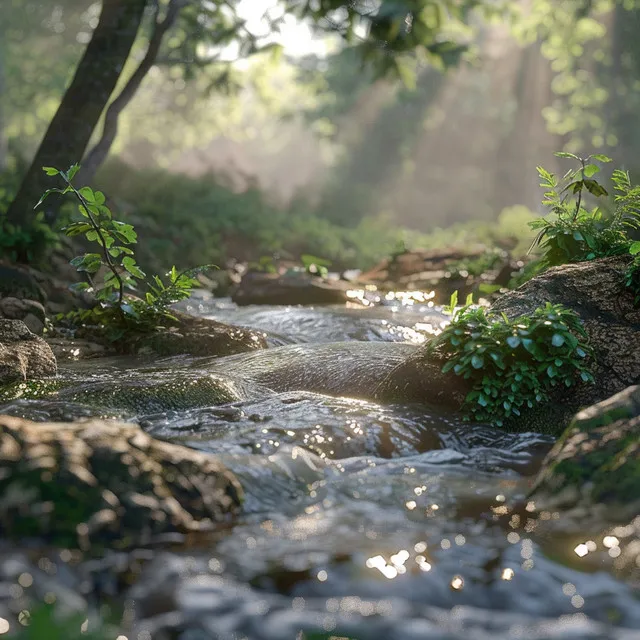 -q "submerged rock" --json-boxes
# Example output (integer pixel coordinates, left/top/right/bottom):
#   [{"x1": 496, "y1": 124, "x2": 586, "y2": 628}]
[
  {"x1": 0, "y1": 373, "x2": 244, "y2": 412},
  {"x1": 0, "y1": 319, "x2": 57, "y2": 386},
  {"x1": 231, "y1": 272, "x2": 355, "y2": 306},
  {"x1": 133, "y1": 310, "x2": 267, "y2": 357},
  {"x1": 214, "y1": 341, "x2": 417, "y2": 398},
  {"x1": 375, "y1": 257, "x2": 640, "y2": 434},
  {"x1": 0, "y1": 416, "x2": 243, "y2": 548},
  {"x1": 530, "y1": 385, "x2": 640, "y2": 522}
]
